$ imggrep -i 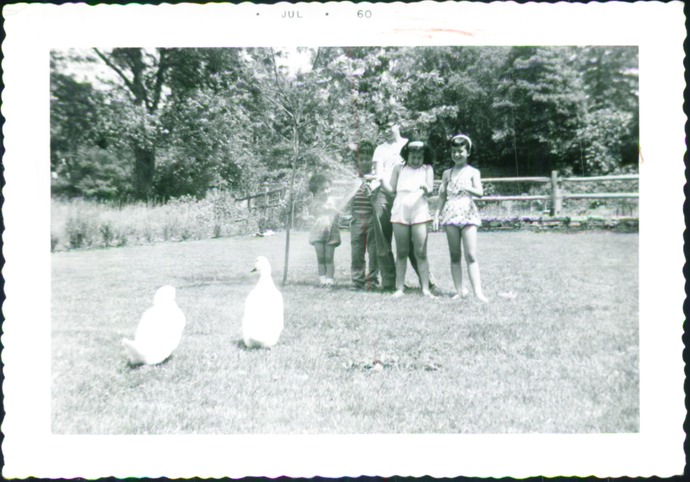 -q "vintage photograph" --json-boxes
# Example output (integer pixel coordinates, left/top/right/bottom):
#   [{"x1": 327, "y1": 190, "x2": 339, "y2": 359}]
[
  {"x1": 2, "y1": 1, "x2": 684, "y2": 478},
  {"x1": 50, "y1": 45, "x2": 640, "y2": 435}
]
